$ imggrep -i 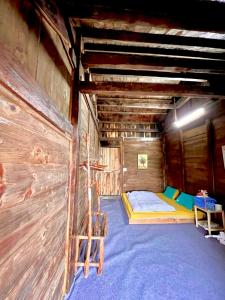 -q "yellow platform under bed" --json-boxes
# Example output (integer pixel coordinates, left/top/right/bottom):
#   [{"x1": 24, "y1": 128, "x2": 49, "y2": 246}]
[{"x1": 121, "y1": 192, "x2": 204, "y2": 224}]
